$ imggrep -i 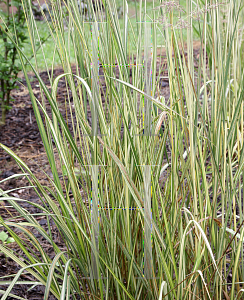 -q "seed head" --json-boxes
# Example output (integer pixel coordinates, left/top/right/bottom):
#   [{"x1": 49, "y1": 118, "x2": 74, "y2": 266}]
[
  {"x1": 153, "y1": 1, "x2": 186, "y2": 14},
  {"x1": 175, "y1": 17, "x2": 191, "y2": 29}
]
